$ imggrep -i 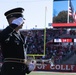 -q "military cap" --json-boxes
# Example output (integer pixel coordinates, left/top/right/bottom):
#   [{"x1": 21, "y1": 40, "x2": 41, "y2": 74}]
[{"x1": 4, "y1": 7, "x2": 24, "y2": 19}]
